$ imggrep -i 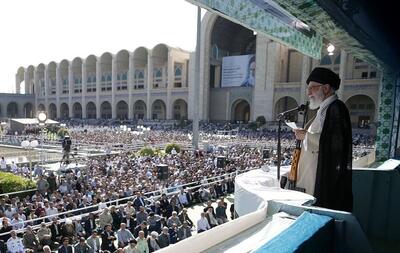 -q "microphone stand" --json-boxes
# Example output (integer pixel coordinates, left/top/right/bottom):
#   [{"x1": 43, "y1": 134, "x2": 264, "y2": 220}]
[{"x1": 275, "y1": 103, "x2": 307, "y2": 182}]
